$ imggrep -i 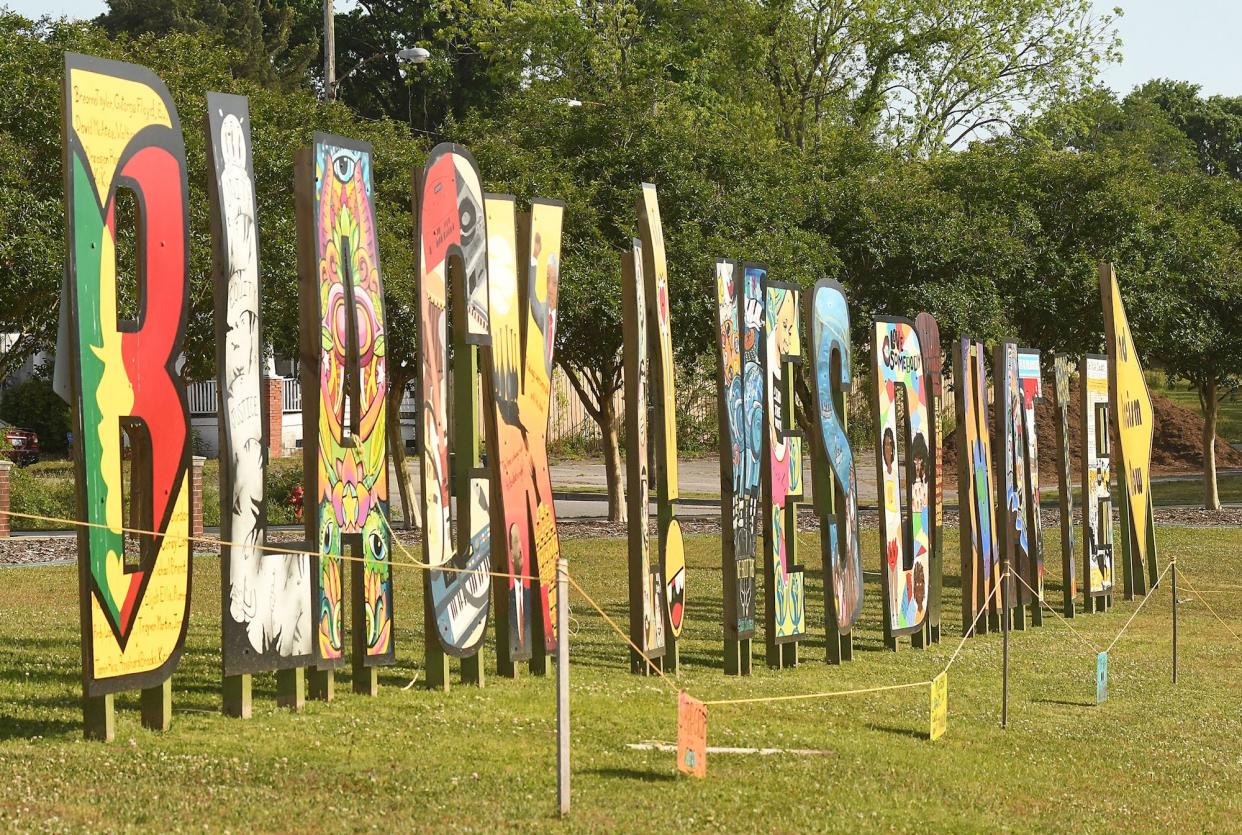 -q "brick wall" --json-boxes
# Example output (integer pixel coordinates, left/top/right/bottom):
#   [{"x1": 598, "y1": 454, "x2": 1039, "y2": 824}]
[
  {"x1": 265, "y1": 377, "x2": 284, "y2": 460},
  {"x1": 0, "y1": 461, "x2": 11, "y2": 538},
  {"x1": 190, "y1": 456, "x2": 205, "y2": 540}
]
